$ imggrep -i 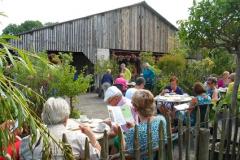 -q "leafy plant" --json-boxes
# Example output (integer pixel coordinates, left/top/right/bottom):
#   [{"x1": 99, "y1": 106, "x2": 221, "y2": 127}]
[
  {"x1": 94, "y1": 56, "x2": 119, "y2": 78},
  {"x1": 179, "y1": 0, "x2": 240, "y2": 113},
  {"x1": 157, "y1": 54, "x2": 186, "y2": 76},
  {"x1": 49, "y1": 53, "x2": 92, "y2": 112},
  {"x1": 139, "y1": 51, "x2": 155, "y2": 66},
  {"x1": 0, "y1": 35, "x2": 58, "y2": 158}
]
